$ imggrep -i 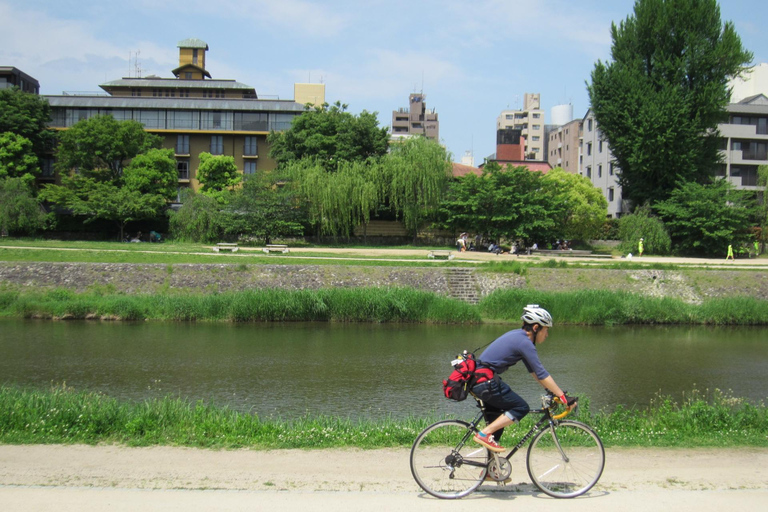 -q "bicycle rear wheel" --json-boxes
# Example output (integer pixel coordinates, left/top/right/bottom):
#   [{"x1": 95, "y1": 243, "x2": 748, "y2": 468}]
[
  {"x1": 410, "y1": 420, "x2": 489, "y2": 499},
  {"x1": 526, "y1": 420, "x2": 604, "y2": 498}
]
